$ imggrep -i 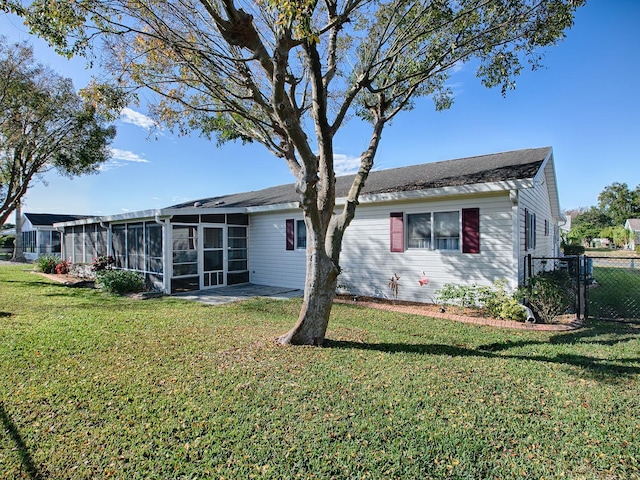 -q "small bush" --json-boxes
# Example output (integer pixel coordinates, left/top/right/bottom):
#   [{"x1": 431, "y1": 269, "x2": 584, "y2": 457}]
[
  {"x1": 36, "y1": 254, "x2": 61, "y2": 274},
  {"x1": 0, "y1": 235, "x2": 14, "y2": 249},
  {"x1": 478, "y1": 280, "x2": 527, "y2": 322},
  {"x1": 436, "y1": 283, "x2": 480, "y2": 311},
  {"x1": 562, "y1": 245, "x2": 585, "y2": 255},
  {"x1": 435, "y1": 280, "x2": 526, "y2": 321},
  {"x1": 55, "y1": 260, "x2": 71, "y2": 275},
  {"x1": 91, "y1": 255, "x2": 115, "y2": 272},
  {"x1": 96, "y1": 269, "x2": 144, "y2": 294},
  {"x1": 518, "y1": 270, "x2": 573, "y2": 324}
]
